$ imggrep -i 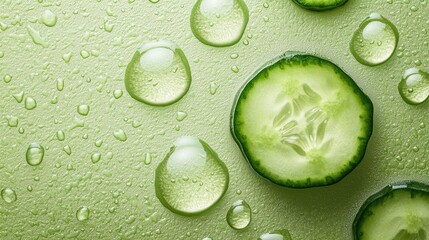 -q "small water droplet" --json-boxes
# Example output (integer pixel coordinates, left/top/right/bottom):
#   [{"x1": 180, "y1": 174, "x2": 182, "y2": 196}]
[
  {"x1": 144, "y1": 153, "x2": 152, "y2": 165},
  {"x1": 226, "y1": 200, "x2": 251, "y2": 230},
  {"x1": 62, "y1": 53, "x2": 72, "y2": 63},
  {"x1": 6, "y1": 115, "x2": 18, "y2": 127},
  {"x1": 230, "y1": 53, "x2": 239, "y2": 59},
  {"x1": 91, "y1": 153, "x2": 101, "y2": 163},
  {"x1": 125, "y1": 40, "x2": 191, "y2": 106},
  {"x1": 56, "y1": 78, "x2": 64, "y2": 91},
  {"x1": 190, "y1": 0, "x2": 249, "y2": 47},
  {"x1": 236, "y1": 189, "x2": 242, "y2": 195},
  {"x1": 63, "y1": 145, "x2": 72, "y2": 155},
  {"x1": 26, "y1": 143, "x2": 45, "y2": 166},
  {"x1": 104, "y1": 20, "x2": 114, "y2": 32},
  {"x1": 26, "y1": 25, "x2": 48, "y2": 48},
  {"x1": 258, "y1": 230, "x2": 292, "y2": 240},
  {"x1": 398, "y1": 68, "x2": 429, "y2": 105},
  {"x1": 155, "y1": 136, "x2": 229, "y2": 215},
  {"x1": 113, "y1": 89, "x2": 123, "y2": 99},
  {"x1": 149, "y1": 0, "x2": 160, "y2": 3},
  {"x1": 56, "y1": 130, "x2": 65, "y2": 141},
  {"x1": 209, "y1": 82, "x2": 219, "y2": 95},
  {"x1": 0, "y1": 51, "x2": 4, "y2": 58},
  {"x1": 95, "y1": 140, "x2": 103, "y2": 147},
  {"x1": 176, "y1": 111, "x2": 188, "y2": 121},
  {"x1": 18, "y1": 127, "x2": 25, "y2": 134},
  {"x1": 113, "y1": 129, "x2": 127, "y2": 142},
  {"x1": 41, "y1": 9, "x2": 57, "y2": 27},
  {"x1": 13, "y1": 91, "x2": 25, "y2": 103},
  {"x1": 263, "y1": 2, "x2": 269, "y2": 8},
  {"x1": 76, "y1": 207, "x2": 90, "y2": 221},
  {"x1": 27, "y1": 186, "x2": 33, "y2": 192},
  {"x1": 350, "y1": 13, "x2": 399, "y2": 66},
  {"x1": 3, "y1": 74, "x2": 12, "y2": 83},
  {"x1": 24, "y1": 97, "x2": 37, "y2": 110},
  {"x1": 231, "y1": 65, "x2": 240, "y2": 73},
  {"x1": 77, "y1": 104, "x2": 90, "y2": 116},
  {"x1": 1, "y1": 188, "x2": 17, "y2": 203},
  {"x1": 80, "y1": 50, "x2": 90, "y2": 59}
]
